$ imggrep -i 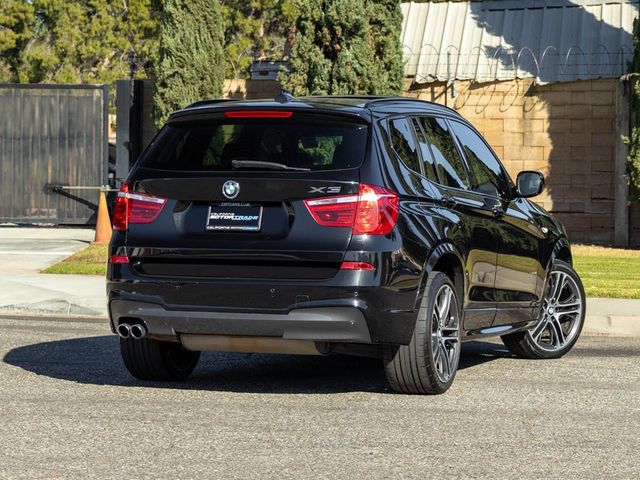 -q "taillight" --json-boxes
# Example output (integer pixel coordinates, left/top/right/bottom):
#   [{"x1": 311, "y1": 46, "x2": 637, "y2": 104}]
[
  {"x1": 112, "y1": 182, "x2": 167, "y2": 231},
  {"x1": 353, "y1": 184, "x2": 399, "y2": 235},
  {"x1": 304, "y1": 184, "x2": 398, "y2": 235}
]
